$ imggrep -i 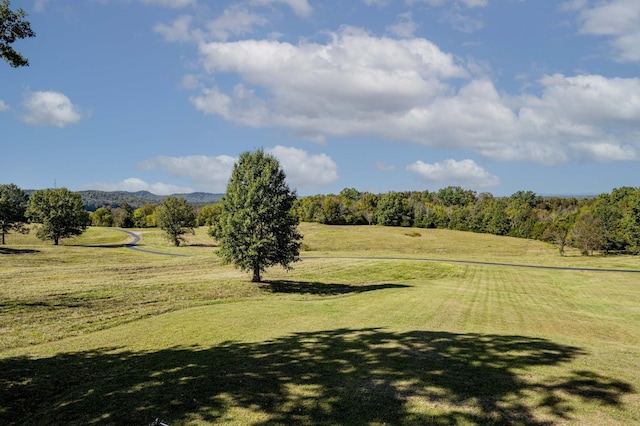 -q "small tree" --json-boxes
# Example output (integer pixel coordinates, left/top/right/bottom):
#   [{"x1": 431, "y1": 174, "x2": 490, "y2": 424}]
[
  {"x1": 91, "y1": 207, "x2": 113, "y2": 227},
  {"x1": 156, "y1": 196, "x2": 196, "y2": 246},
  {"x1": 211, "y1": 149, "x2": 302, "y2": 282},
  {"x1": 0, "y1": 183, "x2": 29, "y2": 244},
  {"x1": 197, "y1": 203, "x2": 222, "y2": 227},
  {"x1": 26, "y1": 188, "x2": 89, "y2": 245},
  {"x1": 1, "y1": 0, "x2": 36, "y2": 68},
  {"x1": 571, "y1": 211, "x2": 606, "y2": 256}
]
